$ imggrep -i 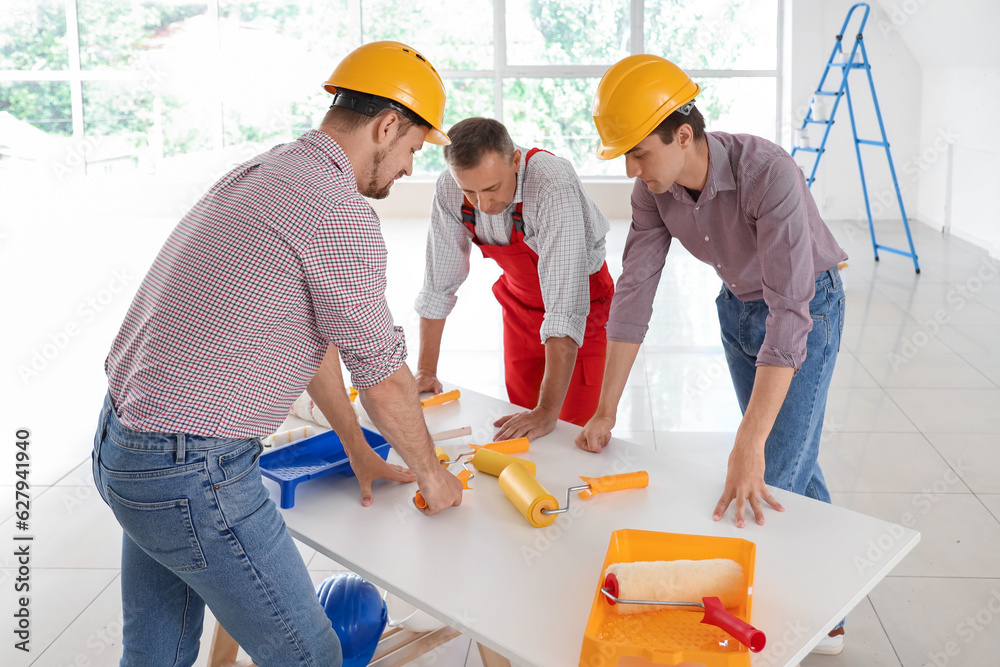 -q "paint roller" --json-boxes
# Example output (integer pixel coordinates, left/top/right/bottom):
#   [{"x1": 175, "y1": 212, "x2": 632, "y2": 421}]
[
  {"x1": 413, "y1": 438, "x2": 531, "y2": 508},
  {"x1": 600, "y1": 559, "x2": 766, "y2": 652},
  {"x1": 497, "y1": 465, "x2": 649, "y2": 528},
  {"x1": 420, "y1": 389, "x2": 460, "y2": 408},
  {"x1": 470, "y1": 448, "x2": 536, "y2": 477},
  {"x1": 433, "y1": 437, "x2": 530, "y2": 465}
]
